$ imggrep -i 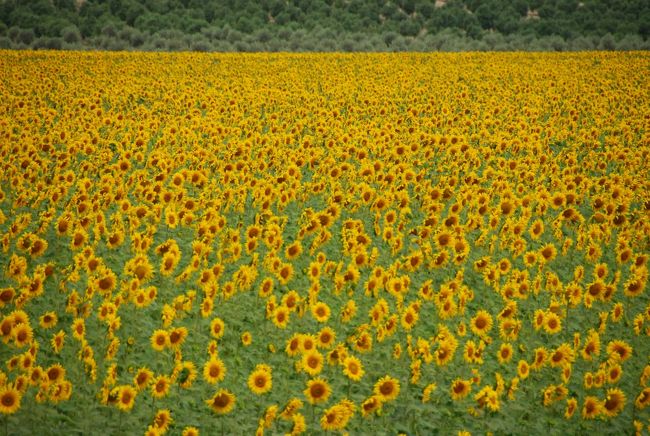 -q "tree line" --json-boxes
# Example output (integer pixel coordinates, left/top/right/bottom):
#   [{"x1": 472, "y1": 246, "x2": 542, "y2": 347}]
[{"x1": 1, "y1": 0, "x2": 649, "y2": 51}]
